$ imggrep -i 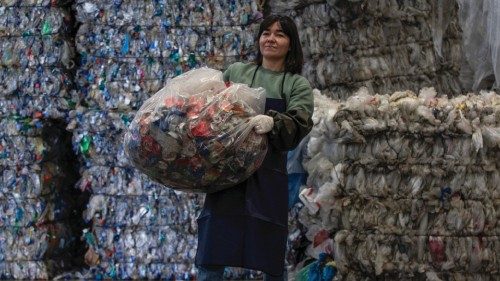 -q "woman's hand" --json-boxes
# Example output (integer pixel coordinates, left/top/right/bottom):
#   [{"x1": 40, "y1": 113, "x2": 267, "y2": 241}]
[{"x1": 251, "y1": 115, "x2": 274, "y2": 134}]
